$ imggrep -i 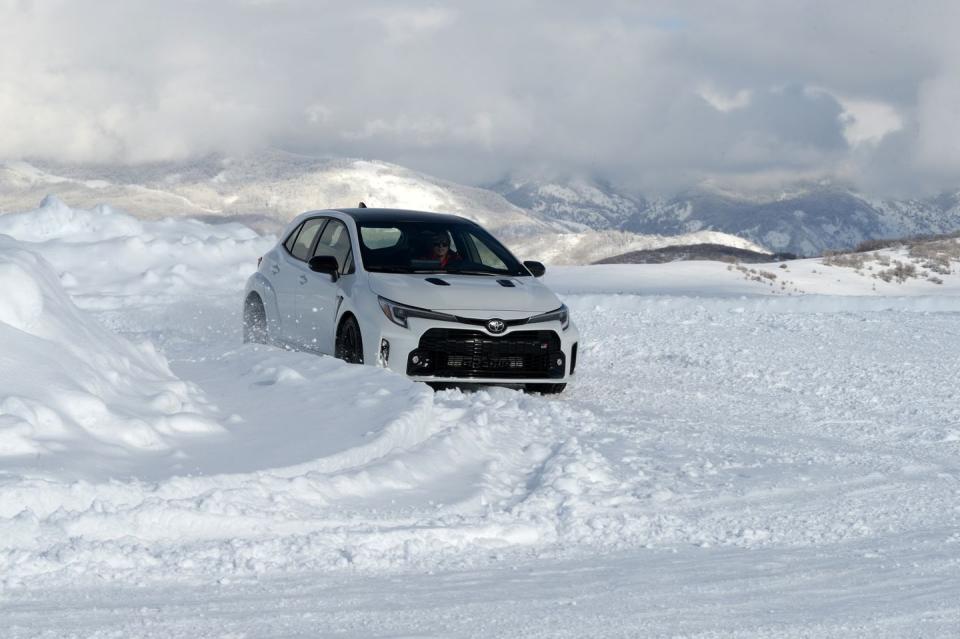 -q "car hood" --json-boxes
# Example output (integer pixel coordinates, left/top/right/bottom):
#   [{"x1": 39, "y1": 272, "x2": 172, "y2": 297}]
[{"x1": 367, "y1": 272, "x2": 561, "y2": 314}]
